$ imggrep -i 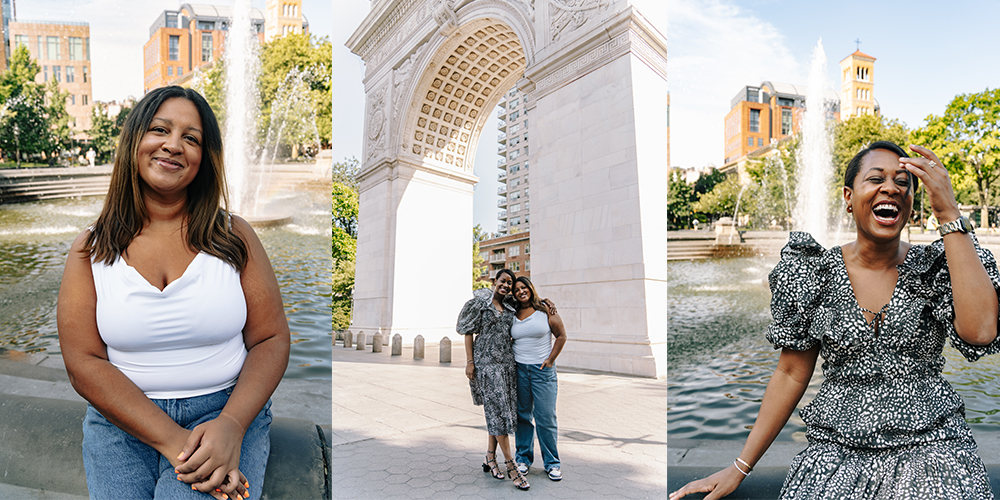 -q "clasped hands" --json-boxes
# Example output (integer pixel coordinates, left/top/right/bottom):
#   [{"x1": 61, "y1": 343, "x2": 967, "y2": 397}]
[{"x1": 170, "y1": 413, "x2": 250, "y2": 500}]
